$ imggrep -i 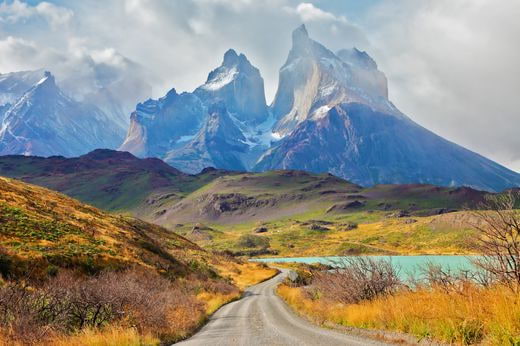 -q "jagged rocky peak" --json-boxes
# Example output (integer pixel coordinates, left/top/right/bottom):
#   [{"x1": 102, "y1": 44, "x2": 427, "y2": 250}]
[
  {"x1": 195, "y1": 49, "x2": 269, "y2": 125},
  {"x1": 41, "y1": 71, "x2": 54, "y2": 83},
  {"x1": 291, "y1": 24, "x2": 310, "y2": 49},
  {"x1": 271, "y1": 25, "x2": 396, "y2": 137},
  {"x1": 31, "y1": 71, "x2": 59, "y2": 95},
  {"x1": 222, "y1": 48, "x2": 240, "y2": 66},
  {"x1": 120, "y1": 86, "x2": 205, "y2": 158},
  {"x1": 337, "y1": 48, "x2": 377, "y2": 70},
  {"x1": 336, "y1": 48, "x2": 388, "y2": 99}
]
